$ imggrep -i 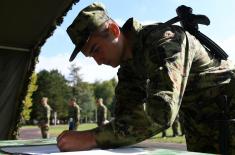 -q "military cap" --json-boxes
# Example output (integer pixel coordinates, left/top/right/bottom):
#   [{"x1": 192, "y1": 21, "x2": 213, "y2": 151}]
[{"x1": 67, "y1": 2, "x2": 110, "y2": 62}]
